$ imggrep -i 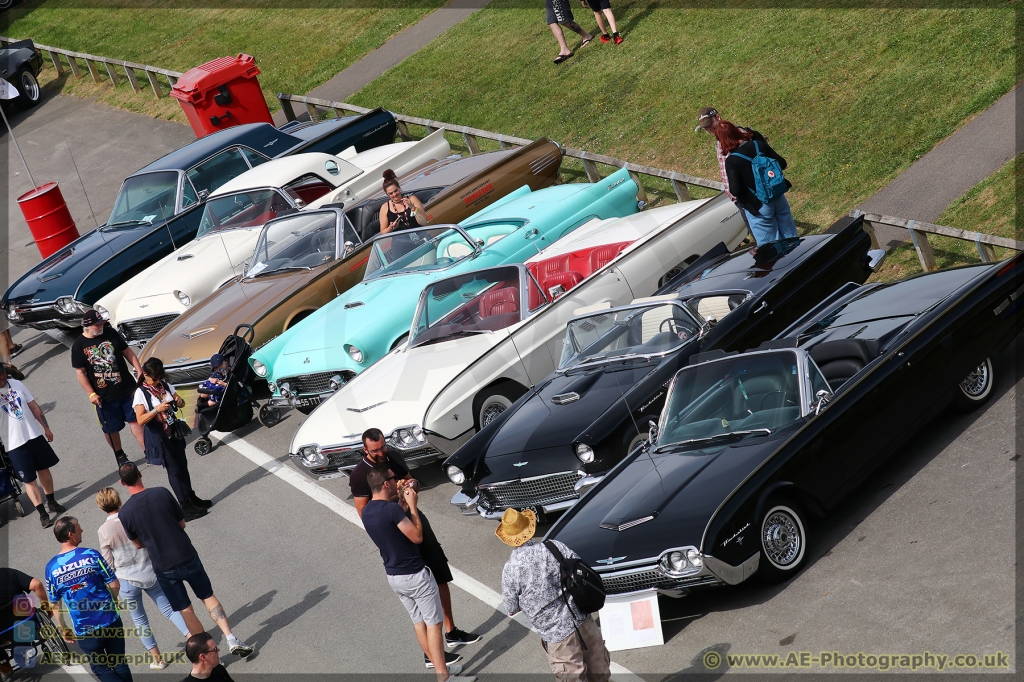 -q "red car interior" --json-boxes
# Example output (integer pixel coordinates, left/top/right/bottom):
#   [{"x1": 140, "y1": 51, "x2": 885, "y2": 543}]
[{"x1": 527, "y1": 240, "x2": 633, "y2": 300}]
